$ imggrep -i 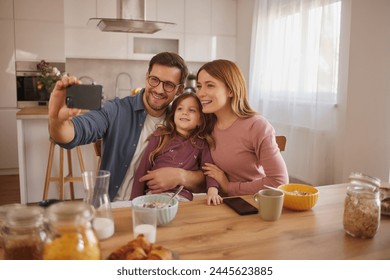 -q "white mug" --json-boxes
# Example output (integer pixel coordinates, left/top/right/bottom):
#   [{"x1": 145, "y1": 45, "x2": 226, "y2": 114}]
[{"x1": 253, "y1": 189, "x2": 284, "y2": 221}]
